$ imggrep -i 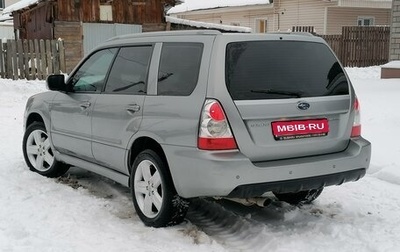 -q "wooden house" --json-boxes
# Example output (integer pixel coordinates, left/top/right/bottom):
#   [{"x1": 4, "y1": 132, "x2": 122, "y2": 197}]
[
  {"x1": 6, "y1": 0, "x2": 180, "y2": 72},
  {"x1": 168, "y1": 0, "x2": 392, "y2": 35}
]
